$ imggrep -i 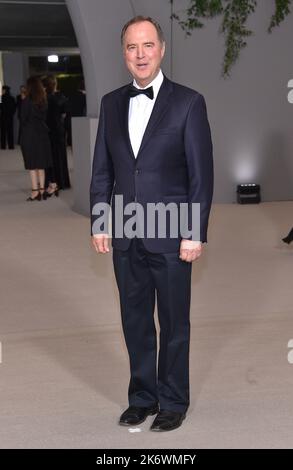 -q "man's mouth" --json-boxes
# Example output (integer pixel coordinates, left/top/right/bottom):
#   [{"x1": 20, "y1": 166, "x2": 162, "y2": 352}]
[{"x1": 136, "y1": 64, "x2": 148, "y2": 69}]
